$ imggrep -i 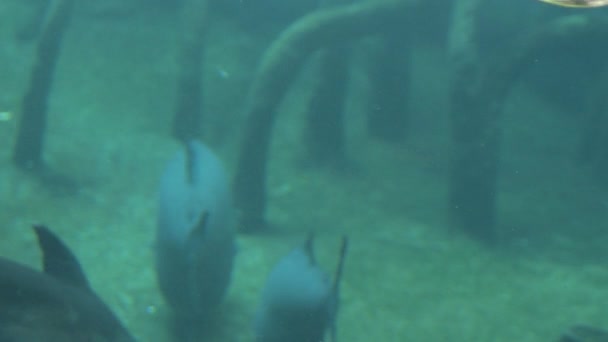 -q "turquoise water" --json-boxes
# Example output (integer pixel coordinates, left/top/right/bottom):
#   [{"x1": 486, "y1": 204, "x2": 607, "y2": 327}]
[{"x1": 1, "y1": 1, "x2": 608, "y2": 341}]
